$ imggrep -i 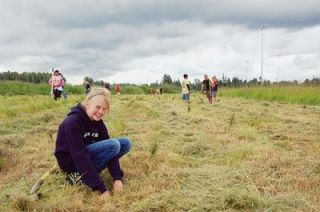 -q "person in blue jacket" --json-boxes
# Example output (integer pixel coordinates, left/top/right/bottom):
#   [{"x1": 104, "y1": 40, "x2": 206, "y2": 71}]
[{"x1": 54, "y1": 87, "x2": 132, "y2": 198}]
